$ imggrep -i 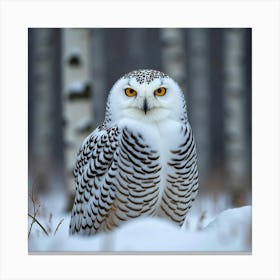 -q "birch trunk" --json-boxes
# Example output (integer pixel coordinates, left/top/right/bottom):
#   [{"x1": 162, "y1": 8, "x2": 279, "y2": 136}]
[
  {"x1": 62, "y1": 28, "x2": 93, "y2": 194},
  {"x1": 160, "y1": 28, "x2": 187, "y2": 96},
  {"x1": 223, "y1": 29, "x2": 247, "y2": 206}
]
